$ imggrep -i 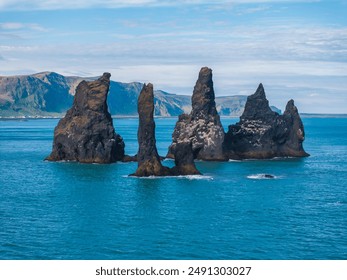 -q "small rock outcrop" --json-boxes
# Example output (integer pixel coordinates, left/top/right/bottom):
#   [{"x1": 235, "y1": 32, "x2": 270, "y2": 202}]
[
  {"x1": 131, "y1": 83, "x2": 171, "y2": 176},
  {"x1": 167, "y1": 67, "x2": 226, "y2": 161},
  {"x1": 46, "y1": 73, "x2": 125, "y2": 163},
  {"x1": 170, "y1": 142, "x2": 201, "y2": 176},
  {"x1": 131, "y1": 83, "x2": 201, "y2": 177},
  {"x1": 223, "y1": 83, "x2": 309, "y2": 159}
]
